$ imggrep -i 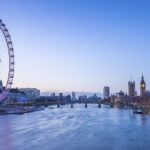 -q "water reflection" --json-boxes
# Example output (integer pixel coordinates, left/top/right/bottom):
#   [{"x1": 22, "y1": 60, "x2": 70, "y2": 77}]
[
  {"x1": 141, "y1": 115, "x2": 147, "y2": 125},
  {"x1": 0, "y1": 104, "x2": 150, "y2": 150},
  {"x1": 0, "y1": 116, "x2": 12, "y2": 150}
]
